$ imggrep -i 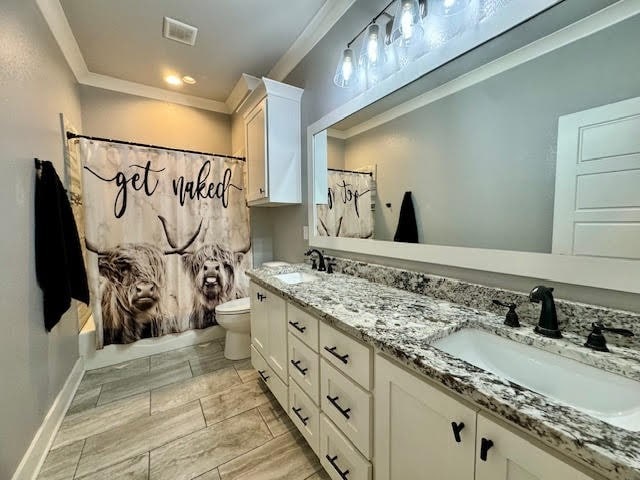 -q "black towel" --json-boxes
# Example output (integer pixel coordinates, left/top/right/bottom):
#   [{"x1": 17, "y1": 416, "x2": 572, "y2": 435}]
[
  {"x1": 393, "y1": 191, "x2": 419, "y2": 243},
  {"x1": 35, "y1": 160, "x2": 90, "y2": 331}
]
